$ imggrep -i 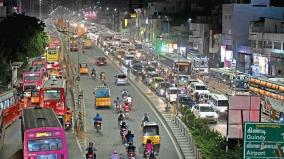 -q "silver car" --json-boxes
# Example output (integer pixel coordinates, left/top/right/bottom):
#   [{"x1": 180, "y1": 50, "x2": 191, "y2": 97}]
[{"x1": 115, "y1": 74, "x2": 128, "y2": 85}]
